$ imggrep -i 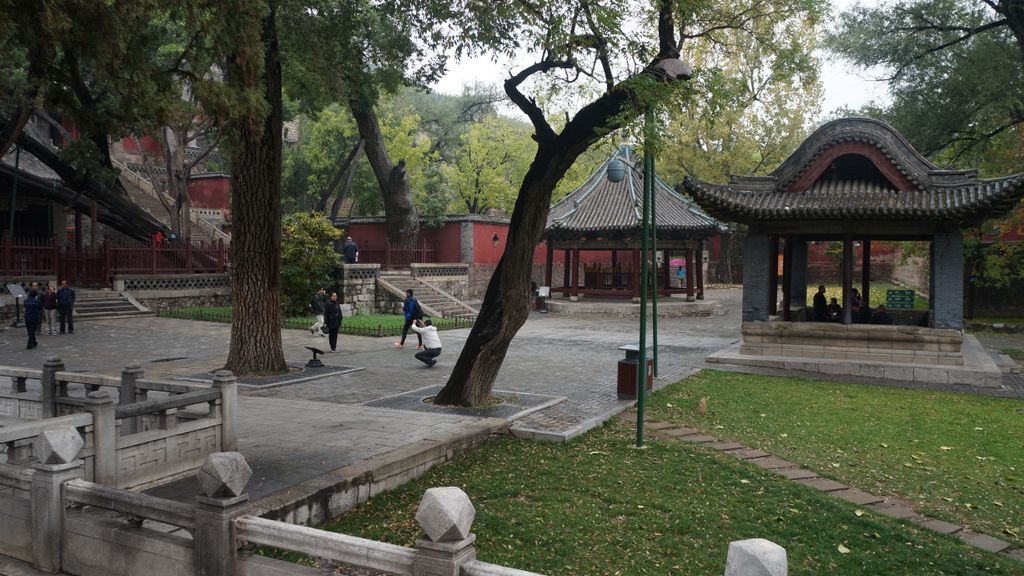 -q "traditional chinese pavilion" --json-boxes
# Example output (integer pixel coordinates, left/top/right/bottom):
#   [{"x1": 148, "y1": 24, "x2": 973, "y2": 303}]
[
  {"x1": 682, "y1": 117, "x2": 1024, "y2": 386},
  {"x1": 542, "y1": 145, "x2": 723, "y2": 300}
]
